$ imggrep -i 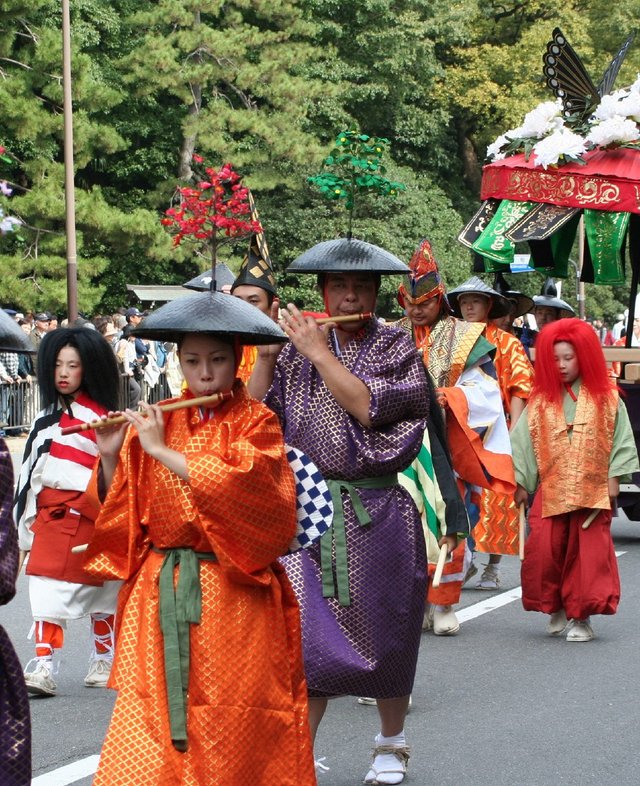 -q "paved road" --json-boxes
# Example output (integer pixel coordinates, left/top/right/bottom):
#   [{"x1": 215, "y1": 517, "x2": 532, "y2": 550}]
[{"x1": 3, "y1": 436, "x2": 640, "y2": 785}]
